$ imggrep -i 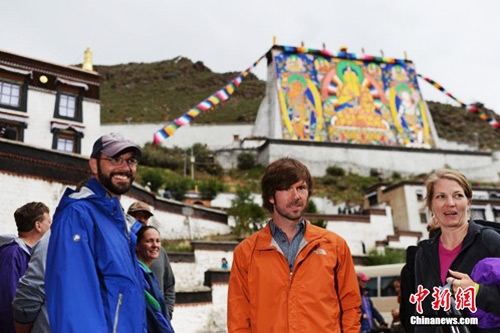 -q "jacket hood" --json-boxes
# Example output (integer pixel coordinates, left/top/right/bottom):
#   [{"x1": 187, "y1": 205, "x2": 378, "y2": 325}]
[
  {"x1": 0, "y1": 234, "x2": 31, "y2": 254},
  {"x1": 56, "y1": 178, "x2": 107, "y2": 212}
]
